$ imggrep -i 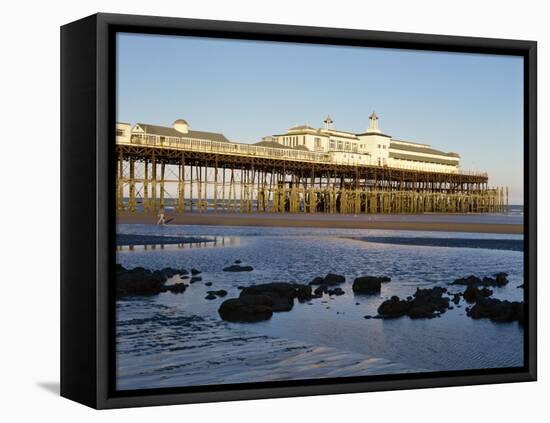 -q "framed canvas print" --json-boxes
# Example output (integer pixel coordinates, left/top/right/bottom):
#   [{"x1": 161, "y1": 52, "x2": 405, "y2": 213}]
[{"x1": 60, "y1": 13, "x2": 537, "y2": 409}]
